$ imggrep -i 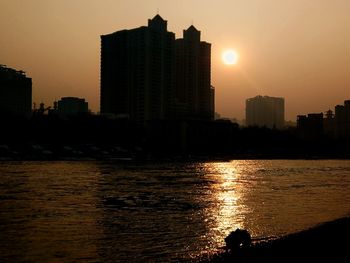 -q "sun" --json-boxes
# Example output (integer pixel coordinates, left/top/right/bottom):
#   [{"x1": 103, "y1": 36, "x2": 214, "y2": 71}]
[{"x1": 222, "y1": 50, "x2": 239, "y2": 65}]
